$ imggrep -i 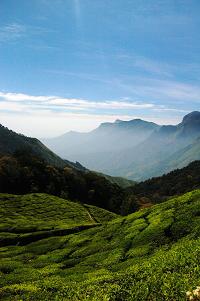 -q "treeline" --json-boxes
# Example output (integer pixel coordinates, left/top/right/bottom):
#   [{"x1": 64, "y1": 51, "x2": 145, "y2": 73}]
[
  {"x1": 0, "y1": 150, "x2": 131, "y2": 214},
  {"x1": 1, "y1": 150, "x2": 200, "y2": 215},
  {"x1": 129, "y1": 160, "x2": 200, "y2": 204}
]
